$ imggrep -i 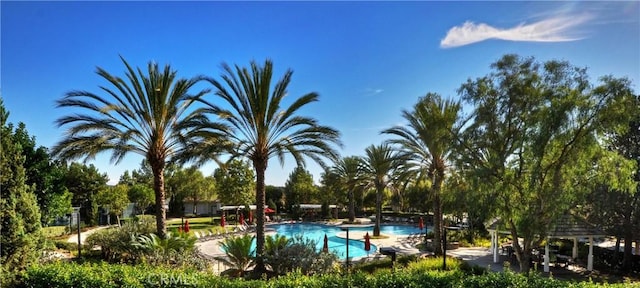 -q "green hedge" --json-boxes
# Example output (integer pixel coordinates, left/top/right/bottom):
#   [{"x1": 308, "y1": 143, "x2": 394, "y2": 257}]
[{"x1": 18, "y1": 261, "x2": 640, "y2": 288}]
